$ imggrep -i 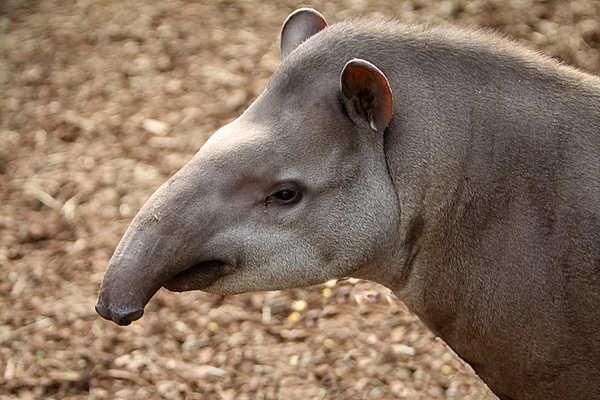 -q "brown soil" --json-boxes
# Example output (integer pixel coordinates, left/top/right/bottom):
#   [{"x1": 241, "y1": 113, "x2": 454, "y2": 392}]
[{"x1": 1, "y1": 1, "x2": 598, "y2": 399}]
